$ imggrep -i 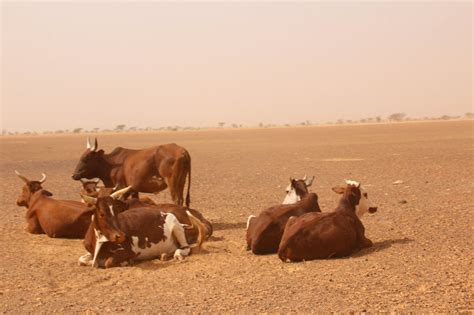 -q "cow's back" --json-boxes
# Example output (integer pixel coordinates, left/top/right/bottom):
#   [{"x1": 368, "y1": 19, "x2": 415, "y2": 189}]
[
  {"x1": 278, "y1": 211, "x2": 360, "y2": 261},
  {"x1": 117, "y1": 208, "x2": 167, "y2": 244},
  {"x1": 35, "y1": 198, "x2": 92, "y2": 238}
]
